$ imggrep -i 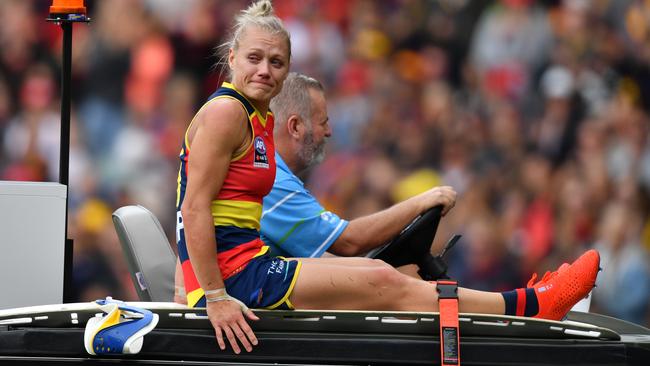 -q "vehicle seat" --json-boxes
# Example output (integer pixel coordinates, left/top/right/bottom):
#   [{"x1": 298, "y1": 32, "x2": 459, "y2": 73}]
[{"x1": 112, "y1": 205, "x2": 175, "y2": 302}]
